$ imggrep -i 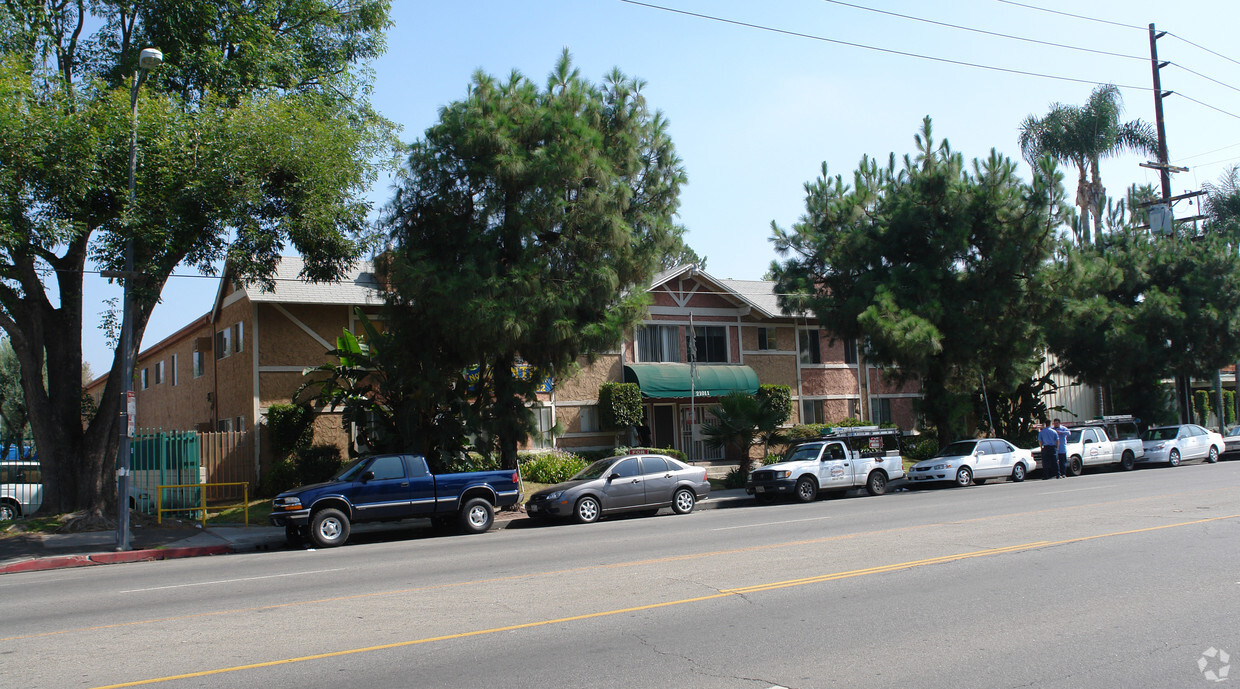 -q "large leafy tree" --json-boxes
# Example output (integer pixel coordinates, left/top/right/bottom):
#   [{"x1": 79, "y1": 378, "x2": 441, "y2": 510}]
[
  {"x1": 0, "y1": 2, "x2": 395, "y2": 519},
  {"x1": 1046, "y1": 231, "x2": 1240, "y2": 426},
  {"x1": 382, "y1": 51, "x2": 688, "y2": 468},
  {"x1": 1019, "y1": 84, "x2": 1158, "y2": 247},
  {"x1": 770, "y1": 119, "x2": 1061, "y2": 444}
]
